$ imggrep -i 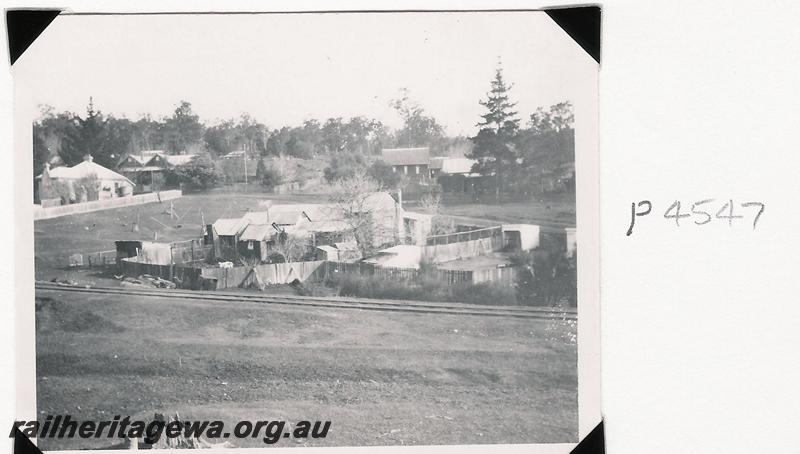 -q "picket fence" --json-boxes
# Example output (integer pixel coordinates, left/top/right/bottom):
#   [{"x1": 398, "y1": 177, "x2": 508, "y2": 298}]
[
  {"x1": 425, "y1": 226, "x2": 502, "y2": 246},
  {"x1": 33, "y1": 190, "x2": 182, "y2": 220},
  {"x1": 78, "y1": 250, "x2": 117, "y2": 268}
]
